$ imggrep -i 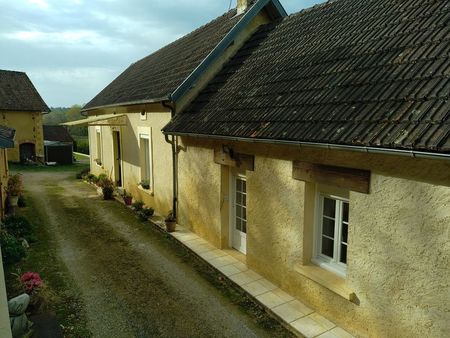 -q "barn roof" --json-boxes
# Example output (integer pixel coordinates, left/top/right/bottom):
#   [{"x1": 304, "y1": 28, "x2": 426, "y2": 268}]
[
  {"x1": 0, "y1": 70, "x2": 50, "y2": 112},
  {"x1": 43, "y1": 125, "x2": 74, "y2": 143}
]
